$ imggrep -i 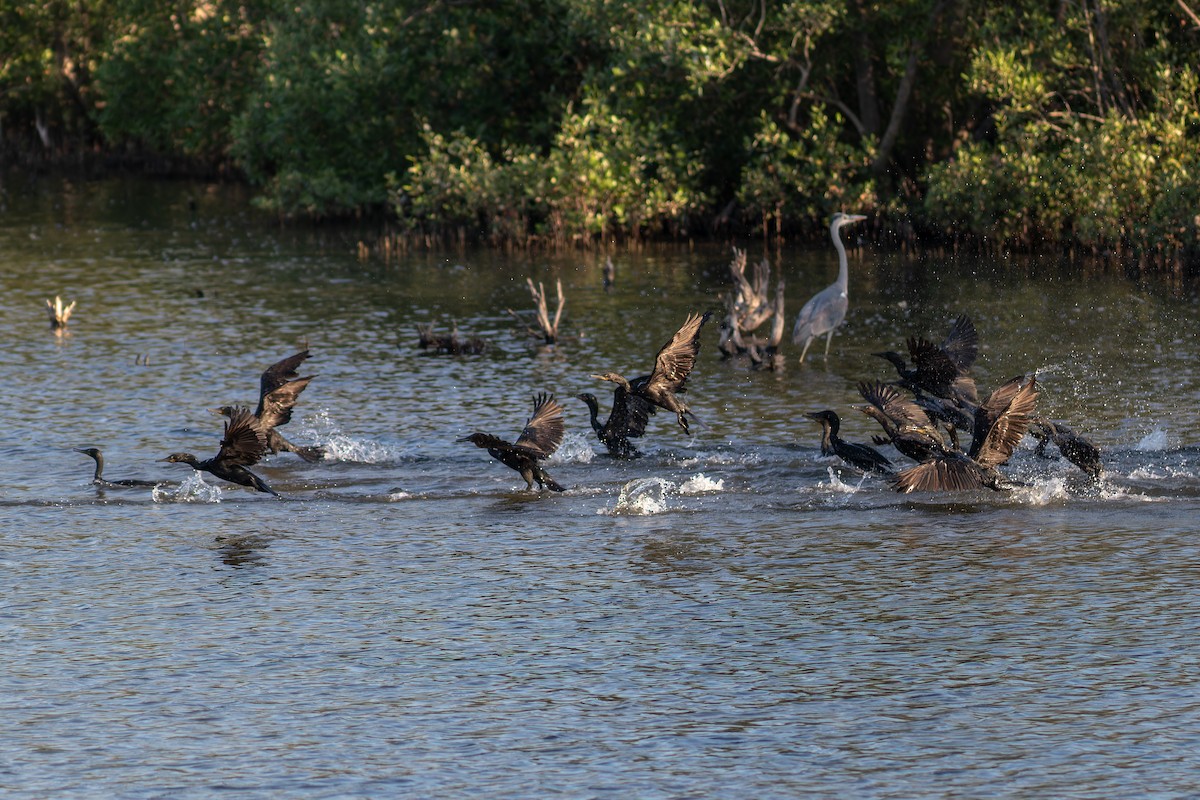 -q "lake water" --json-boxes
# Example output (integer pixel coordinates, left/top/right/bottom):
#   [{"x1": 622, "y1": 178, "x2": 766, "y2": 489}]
[{"x1": 3, "y1": 174, "x2": 1200, "y2": 798}]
